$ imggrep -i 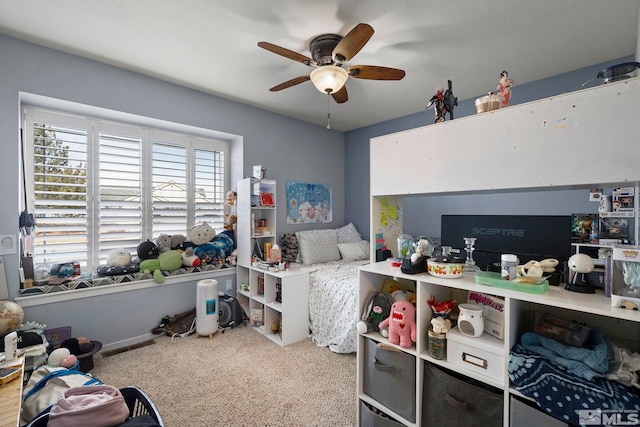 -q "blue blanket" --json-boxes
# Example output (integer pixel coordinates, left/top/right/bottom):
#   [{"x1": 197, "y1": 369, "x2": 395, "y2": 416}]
[
  {"x1": 509, "y1": 344, "x2": 640, "y2": 425},
  {"x1": 520, "y1": 330, "x2": 612, "y2": 381}
]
